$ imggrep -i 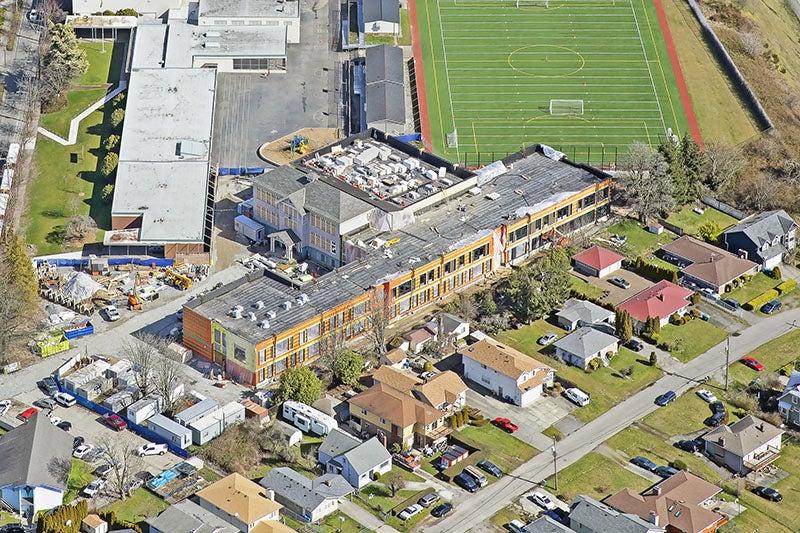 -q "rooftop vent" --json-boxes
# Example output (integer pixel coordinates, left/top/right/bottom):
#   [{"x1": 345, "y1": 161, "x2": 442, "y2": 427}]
[
  {"x1": 255, "y1": 300, "x2": 265, "y2": 309},
  {"x1": 282, "y1": 301, "x2": 292, "y2": 310},
  {"x1": 297, "y1": 293, "x2": 310, "y2": 305},
  {"x1": 248, "y1": 312, "x2": 257, "y2": 322},
  {"x1": 267, "y1": 310, "x2": 277, "y2": 319},
  {"x1": 203, "y1": 41, "x2": 221, "y2": 48},
  {"x1": 204, "y1": 31, "x2": 221, "y2": 38},
  {"x1": 485, "y1": 192, "x2": 501, "y2": 201},
  {"x1": 231, "y1": 308, "x2": 242, "y2": 319},
  {"x1": 259, "y1": 320, "x2": 270, "y2": 330}
]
